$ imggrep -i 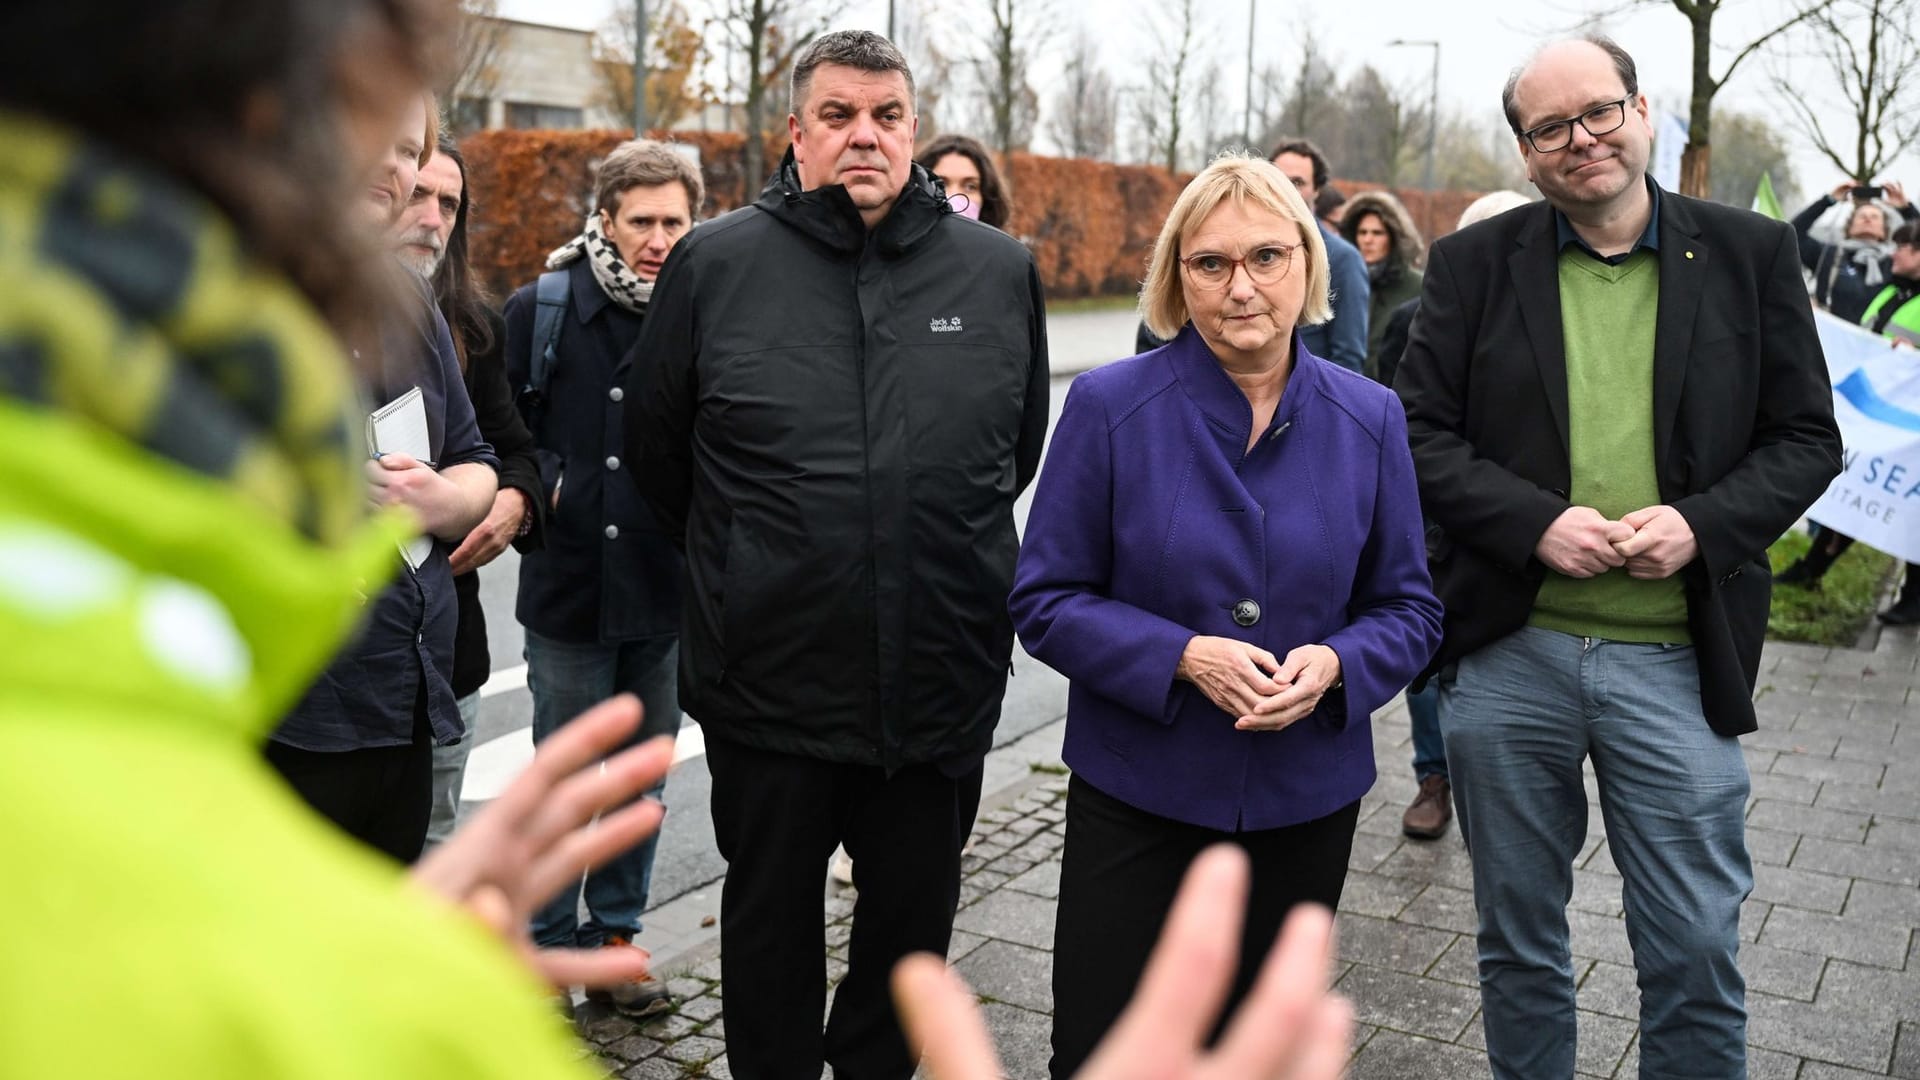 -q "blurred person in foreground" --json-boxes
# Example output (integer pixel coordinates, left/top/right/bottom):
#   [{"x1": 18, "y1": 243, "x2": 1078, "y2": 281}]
[
  {"x1": 917, "y1": 133, "x2": 1013, "y2": 229},
  {"x1": 0, "y1": 0, "x2": 671, "y2": 1075},
  {"x1": 391, "y1": 137, "x2": 546, "y2": 849},
  {"x1": 1010, "y1": 152, "x2": 1442, "y2": 1079},
  {"x1": 0, "y1": 3, "x2": 1355, "y2": 1078},
  {"x1": 1396, "y1": 36, "x2": 1840, "y2": 1079}
]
